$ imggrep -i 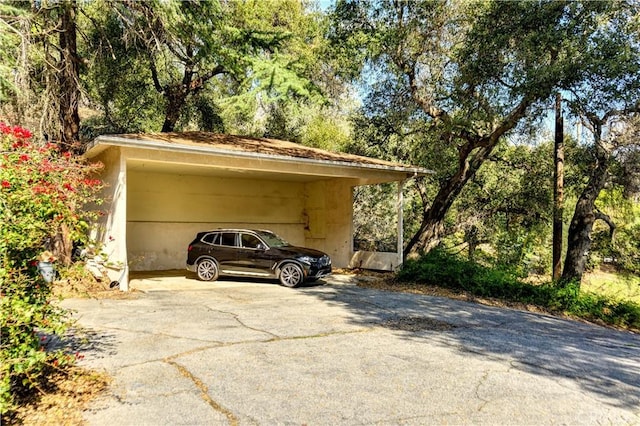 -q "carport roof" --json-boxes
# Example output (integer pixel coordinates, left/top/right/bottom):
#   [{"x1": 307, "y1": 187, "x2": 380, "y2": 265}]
[{"x1": 85, "y1": 132, "x2": 432, "y2": 178}]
